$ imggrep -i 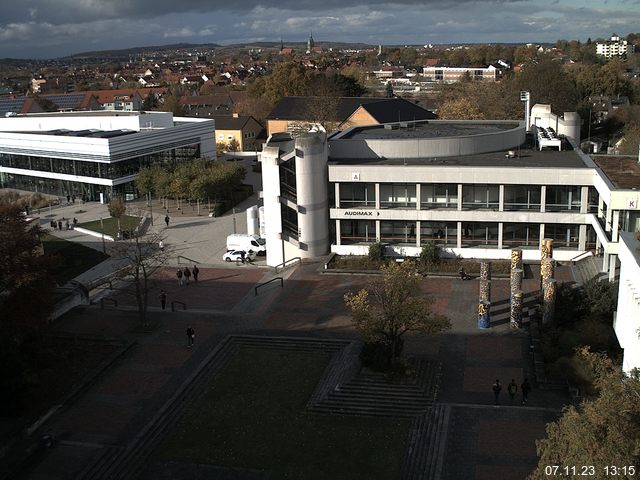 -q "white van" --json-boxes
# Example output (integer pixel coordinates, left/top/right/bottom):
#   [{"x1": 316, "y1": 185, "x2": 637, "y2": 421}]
[{"x1": 226, "y1": 234, "x2": 266, "y2": 255}]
